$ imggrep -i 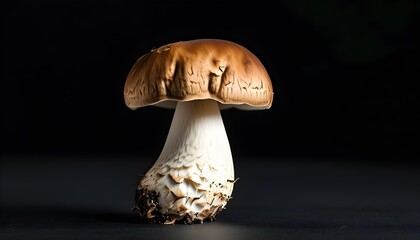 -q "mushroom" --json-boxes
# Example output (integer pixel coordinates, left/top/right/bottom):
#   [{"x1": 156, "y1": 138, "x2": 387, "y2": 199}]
[{"x1": 124, "y1": 39, "x2": 273, "y2": 224}]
